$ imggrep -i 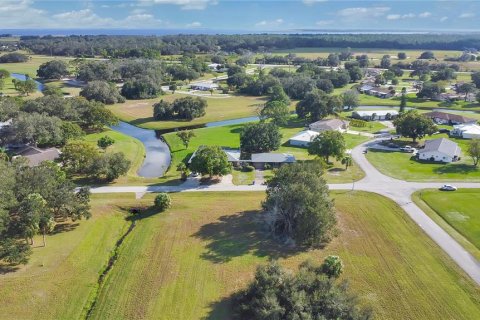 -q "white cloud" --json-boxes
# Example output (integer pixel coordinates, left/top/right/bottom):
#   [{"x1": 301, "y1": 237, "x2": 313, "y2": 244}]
[
  {"x1": 303, "y1": 0, "x2": 327, "y2": 5},
  {"x1": 387, "y1": 13, "x2": 417, "y2": 20},
  {"x1": 315, "y1": 20, "x2": 333, "y2": 26},
  {"x1": 138, "y1": 0, "x2": 217, "y2": 10},
  {"x1": 52, "y1": 9, "x2": 115, "y2": 27},
  {"x1": 419, "y1": 12, "x2": 432, "y2": 18},
  {"x1": 255, "y1": 18, "x2": 284, "y2": 28},
  {"x1": 459, "y1": 13, "x2": 475, "y2": 18},
  {"x1": 0, "y1": 0, "x2": 51, "y2": 28},
  {"x1": 337, "y1": 7, "x2": 390, "y2": 18},
  {"x1": 186, "y1": 21, "x2": 202, "y2": 28},
  {"x1": 440, "y1": 16, "x2": 448, "y2": 22}
]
